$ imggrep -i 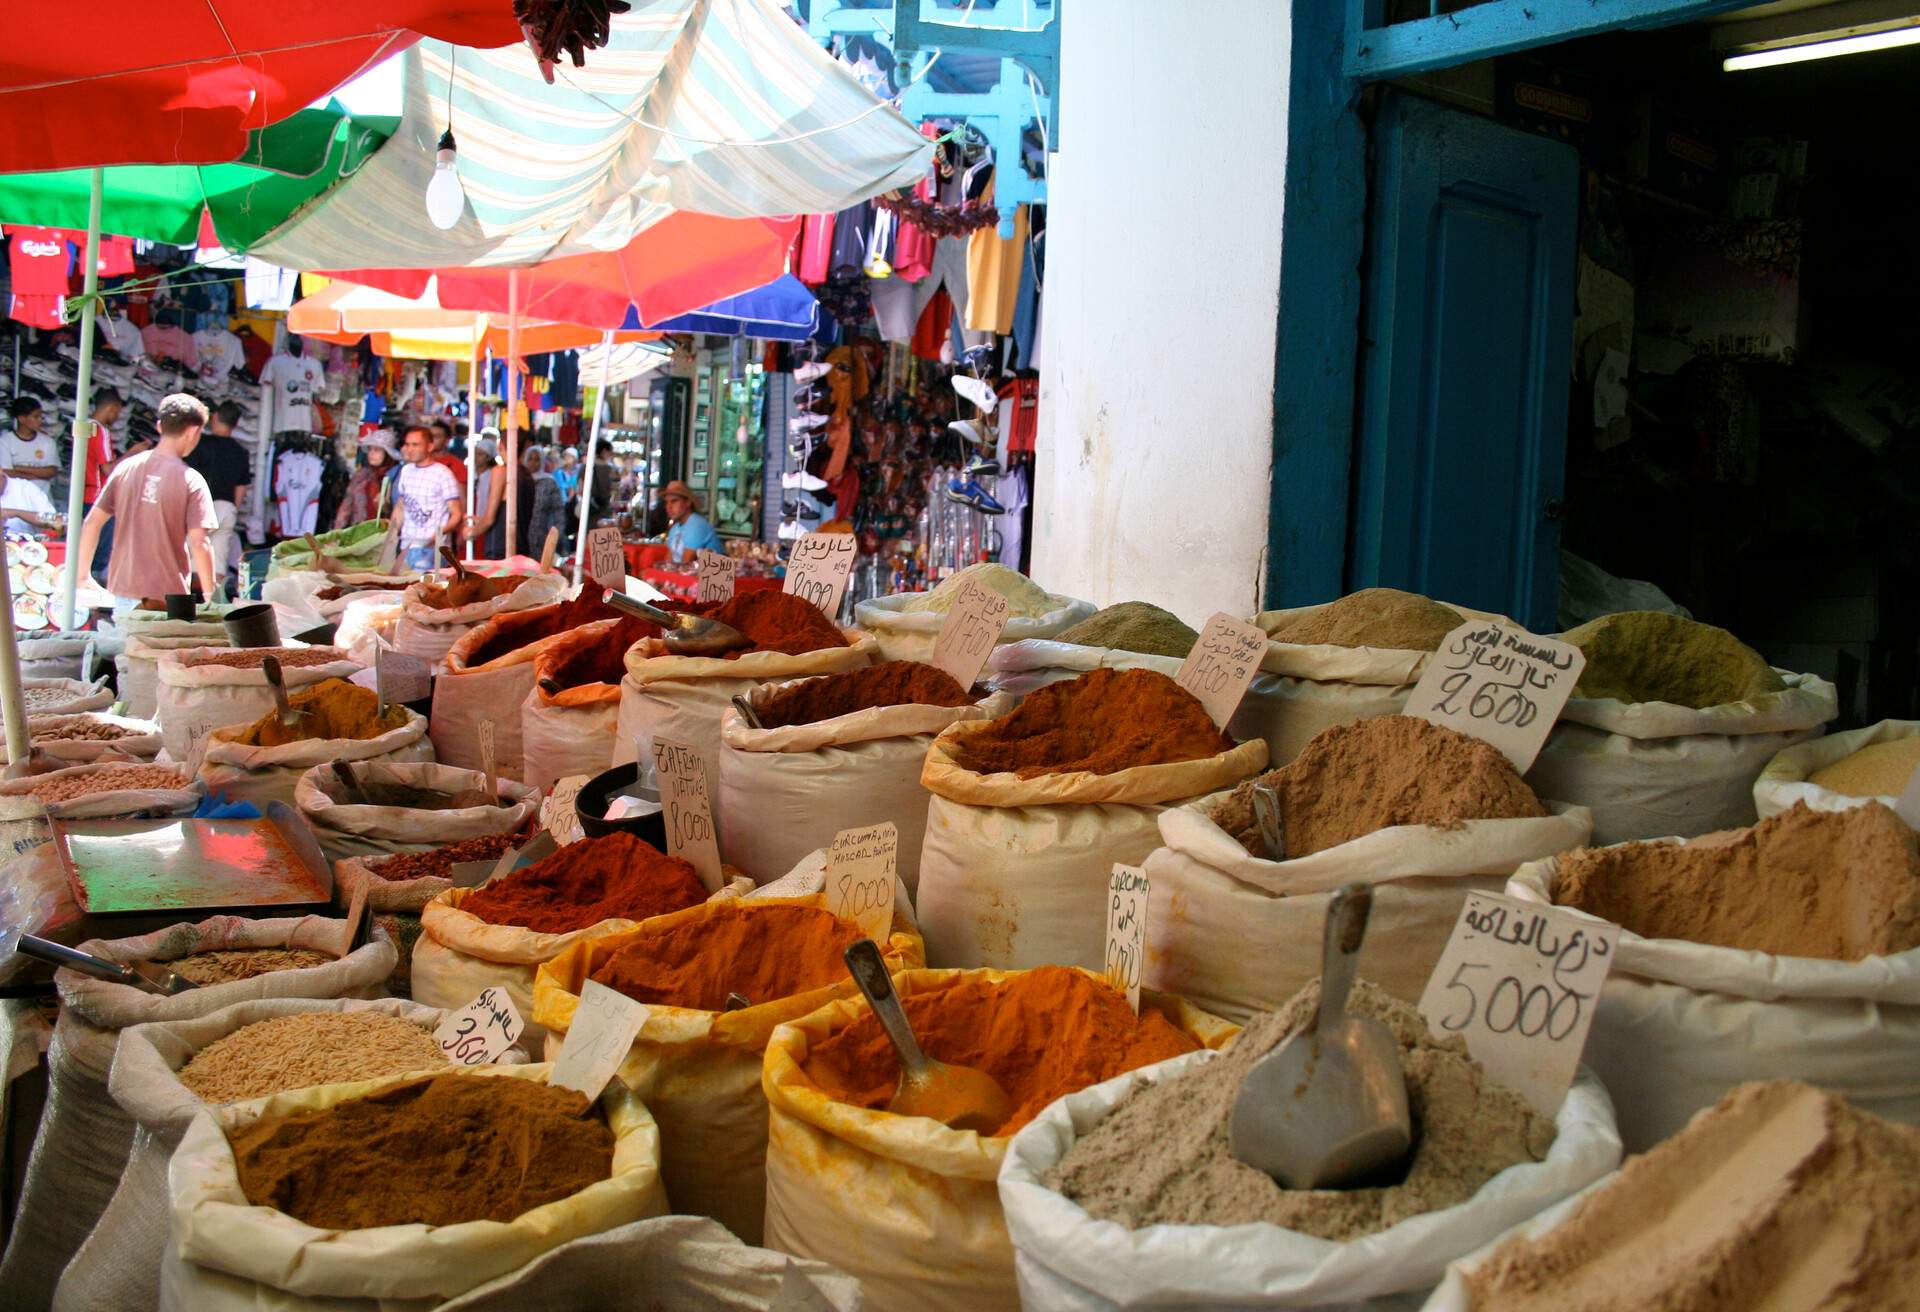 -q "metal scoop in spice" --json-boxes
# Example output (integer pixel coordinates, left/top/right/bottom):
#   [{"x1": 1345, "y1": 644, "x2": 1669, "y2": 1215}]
[
  {"x1": 843, "y1": 938, "x2": 1013, "y2": 1135},
  {"x1": 1229, "y1": 882, "x2": 1411, "y2": 1190},
  {"x1": 599, "y1": 589, "x2": 752, "y2": 657},
  {"x1": 261, "y1": 655, "x2": 308, "y2": 730},
  {"x1": 14, "y1": 933, "x2": 197, "y2": 995}
]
